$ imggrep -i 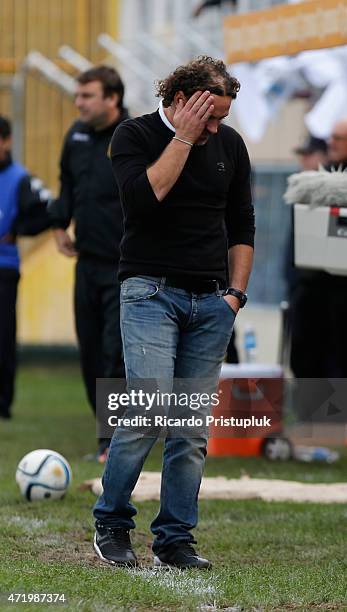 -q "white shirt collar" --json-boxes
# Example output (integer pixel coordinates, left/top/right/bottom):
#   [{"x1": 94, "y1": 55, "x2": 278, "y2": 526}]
[{"x1": 158, "y1": 100, "x2": 175, "y2": 133}]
